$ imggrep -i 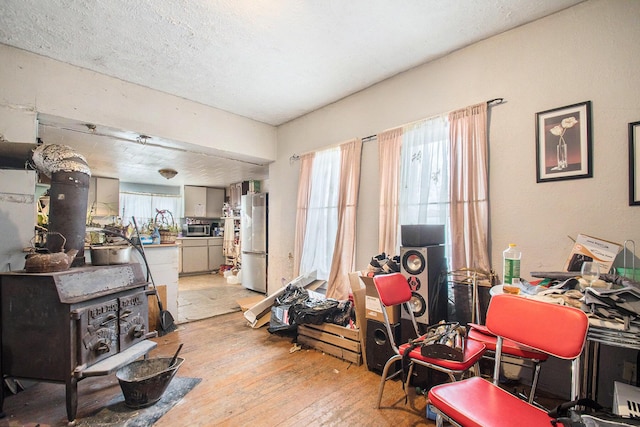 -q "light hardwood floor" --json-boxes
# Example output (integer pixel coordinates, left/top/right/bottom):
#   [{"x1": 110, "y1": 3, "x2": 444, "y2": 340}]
[{"x1": 0, "y1": 311, "x2": 432, "y2": 426}]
